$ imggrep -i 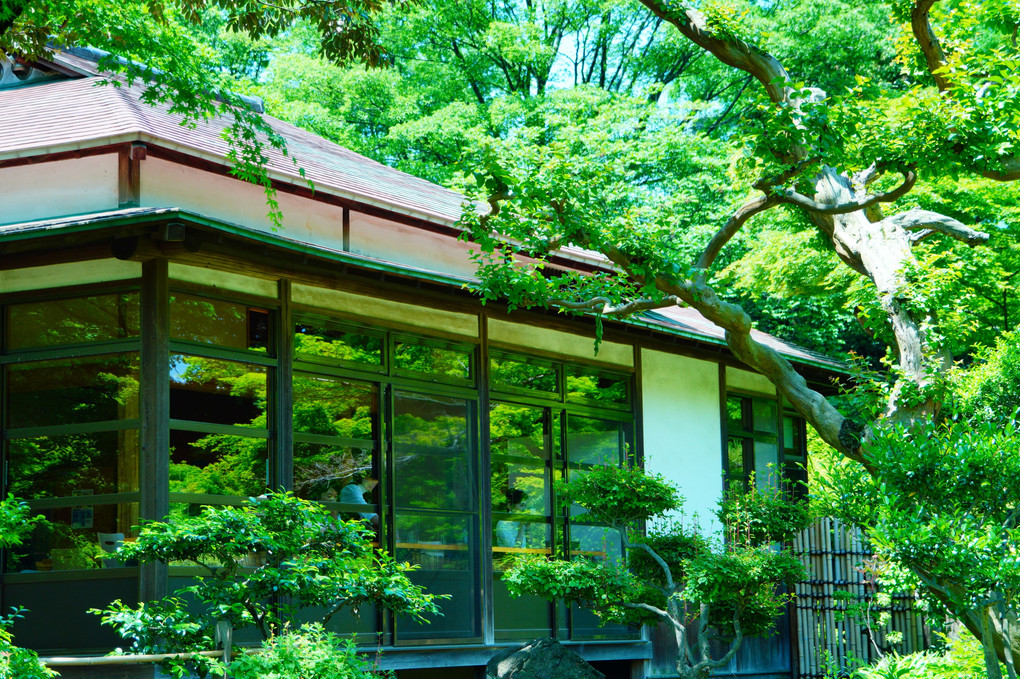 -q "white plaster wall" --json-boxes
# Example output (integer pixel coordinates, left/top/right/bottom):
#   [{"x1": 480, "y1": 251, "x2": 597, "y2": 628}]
[
  {"x1": 0, "y1": 155, "x2": 119, "y2": 225},
  {"x1": 641, "y1": 348, "x2": 723, "y2": 536},
  {"x1": 487, "y1": 318, "x2": 633, "y2": 367},
  {"x1": 141, "y1": 158, "x2": 345, "y2": 250},
  {"x1": 726, "y1": 366, "x2": 776, "y2": 394},
  {"x1": 348, "y1": 212, "x2": 476, "y2": 279},
  {"x1": 292, "y1": 283, "x2": 479, "y2": 338},
  {"x1": 0, "y1": 259, "x2": 140, "y2": 293},
  {"x1": 169, "y1": 262, "x2": 278, "y2": 298}
]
